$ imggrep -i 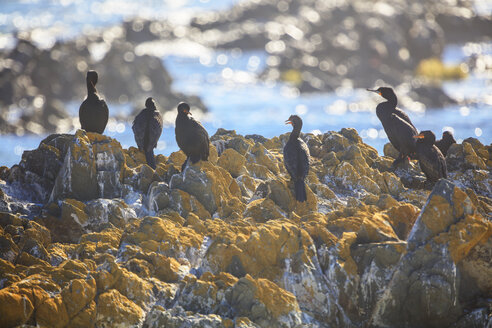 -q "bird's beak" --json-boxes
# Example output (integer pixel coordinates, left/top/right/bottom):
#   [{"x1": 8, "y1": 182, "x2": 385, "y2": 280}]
[
  {"x1": 285, "y1": 120, "x2": 293, "y2": 125},
  {"x1": 414, "y1": 134, "x2": 425, "y2": 139},
  {"x1": 184, "y1": 109, "x2": 191, "y2": 115},
  {"x1": 366, "y1": 88, "x2": 381, "y2": 96}
]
